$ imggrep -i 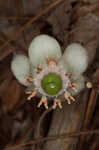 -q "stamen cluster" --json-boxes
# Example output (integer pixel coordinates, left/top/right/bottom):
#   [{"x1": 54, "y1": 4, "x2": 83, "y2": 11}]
[{"x1": 26, "y1": 56, "x2": 77, "y2": 109}]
